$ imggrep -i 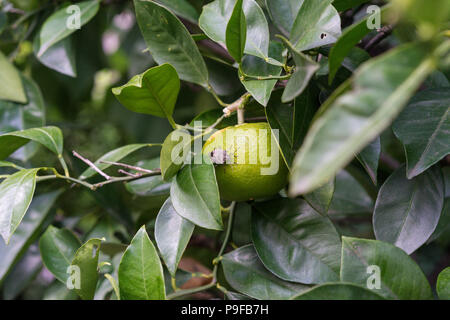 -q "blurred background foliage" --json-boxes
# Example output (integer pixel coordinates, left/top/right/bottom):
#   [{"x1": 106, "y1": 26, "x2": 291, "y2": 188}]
[{"x1": 0, "y1": 0, "x2": 448, "y2": 299}]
